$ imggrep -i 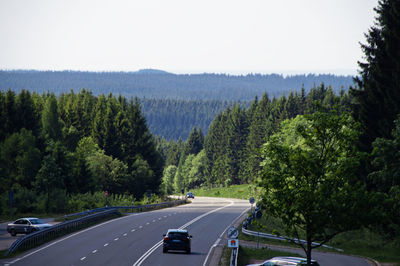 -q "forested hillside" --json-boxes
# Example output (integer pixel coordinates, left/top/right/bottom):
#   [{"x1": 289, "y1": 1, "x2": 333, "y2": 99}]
[
  {"x1": 159, "y1": 84, "x2": 352, "y2": 192},
  {"x1": 0, "y1": 70, "x2": 354, "y2": 100},
  {"x1": 140, "y1": 98, "x2": 238, "y2": 140},
  {"x1": 0, "y1": 89, "x2": 163, "y2": 214}
]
